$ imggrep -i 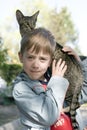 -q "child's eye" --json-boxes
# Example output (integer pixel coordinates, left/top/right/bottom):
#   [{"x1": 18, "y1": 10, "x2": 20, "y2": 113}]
[
  {"x1": 40, "y1": 57, "x2": 47, "y2": 62},
  {"x1": 27, "y1": 56, "x2": 34, "y2": 59},
  {"x1": 41, "y1": 58, "x2": 45, "y2": 60}
]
